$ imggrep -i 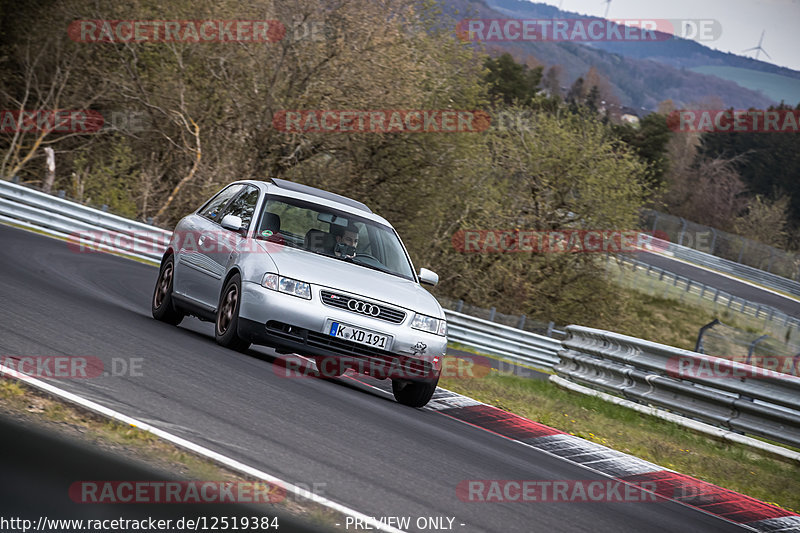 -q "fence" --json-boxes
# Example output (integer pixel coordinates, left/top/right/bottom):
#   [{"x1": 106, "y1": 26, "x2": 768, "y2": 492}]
[
  {"x1": 437, "y1": 296, "x2": 564, "y2": 338},
  {"x1": 644, "y1": 209, "x2": 800, "y2": 286},
  {"x1": 696, "y1": 320, "x2": 800, "y2": 377},
  {"x1": 607, "y1": 254, "x2": 800, "y2": 346}
]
